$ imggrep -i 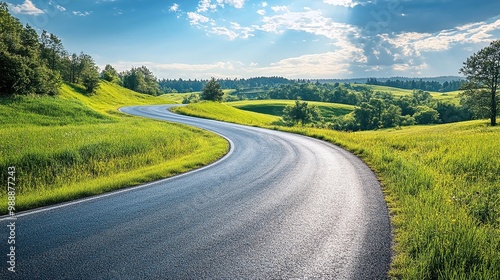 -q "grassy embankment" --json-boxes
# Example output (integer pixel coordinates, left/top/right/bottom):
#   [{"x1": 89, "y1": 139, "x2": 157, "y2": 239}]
[
  {"x1": 173, "y1": 101, "x2": 499, "y2": 279},
  {"x1": 0, "y1": 82, "x2": 228, "y2": 214}
]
